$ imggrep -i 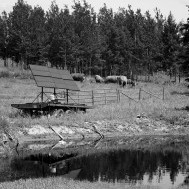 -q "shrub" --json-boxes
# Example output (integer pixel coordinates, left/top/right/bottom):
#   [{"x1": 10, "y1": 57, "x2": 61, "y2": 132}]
[{"x1": 0, "y1": 70, "x2": 10, "y2": 78}]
